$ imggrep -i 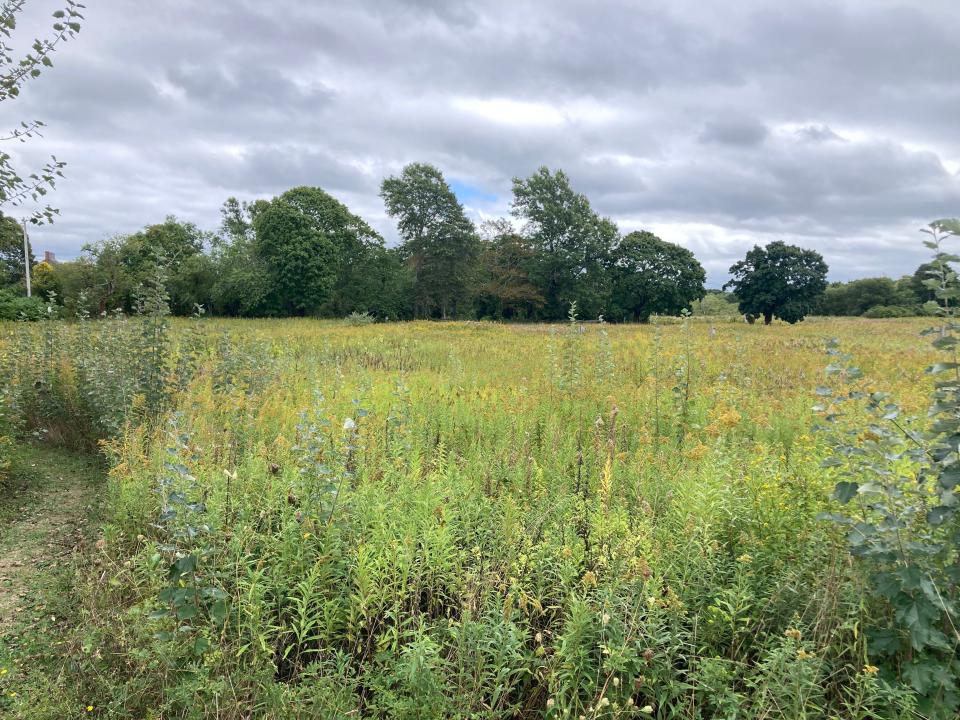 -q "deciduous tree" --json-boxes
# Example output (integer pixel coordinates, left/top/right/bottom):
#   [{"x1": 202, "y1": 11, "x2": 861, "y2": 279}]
[
  {"x1": 609, "y1": 231, "x2": 705, "y2": 322},
  {"x1": 381, "y1": 163, "x2": 479, "y2": 318},
  {"x1": 511, "y1": 167, "x2": 616, "y2": 320},
  {"x1": 724, "y1": 241, "x2": 827, "y2": 324}
]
